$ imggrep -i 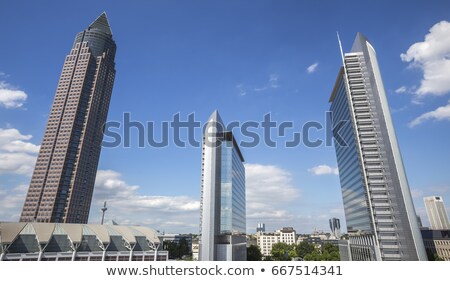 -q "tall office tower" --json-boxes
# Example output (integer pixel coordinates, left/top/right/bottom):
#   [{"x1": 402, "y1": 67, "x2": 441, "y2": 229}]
[
  {"x1": 199, "y1": 111, "x2": 246, "y2": 261},
  {"x1": 257, "y1": 223, "x2": 266, "y2": 233},
  {"x1": 417, "y1": 215, "x2": 423, "y2": 229},
  {"x1": 19, "y1": 13, "x2": 116, "y2": 224},
  {"x1": 329, "y1": 218, "x2": 341, "y2": 239},
  {"x1": 424, "y1": 196, "x2": 450, "y2": 230},
  {"x1": 329, "y1": 33, "x2": 427, "y2": 261}
]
